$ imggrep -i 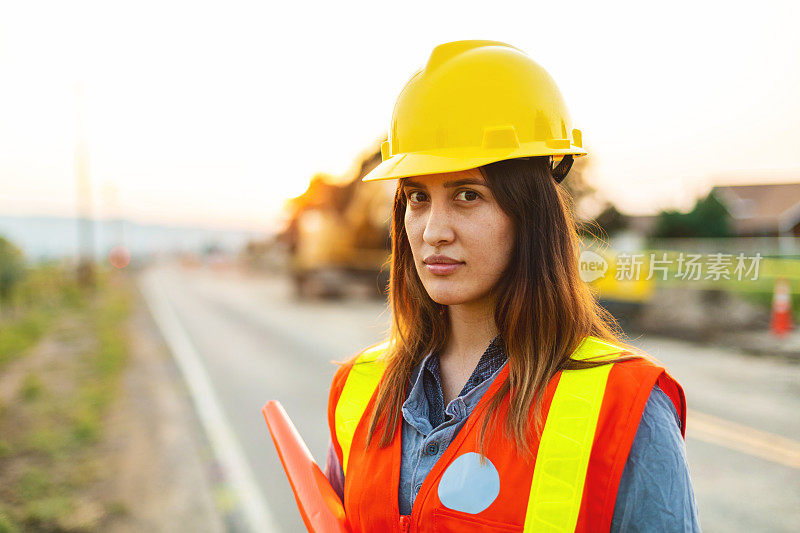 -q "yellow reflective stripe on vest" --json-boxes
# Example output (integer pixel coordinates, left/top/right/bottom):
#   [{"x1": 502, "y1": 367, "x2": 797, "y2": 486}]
[
  {"x1": 523, "y1": 336, "x2": 625, "y2": 532},
  {"x1": 335, "y1": 341, "x2": 389, "y2": 473}
]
